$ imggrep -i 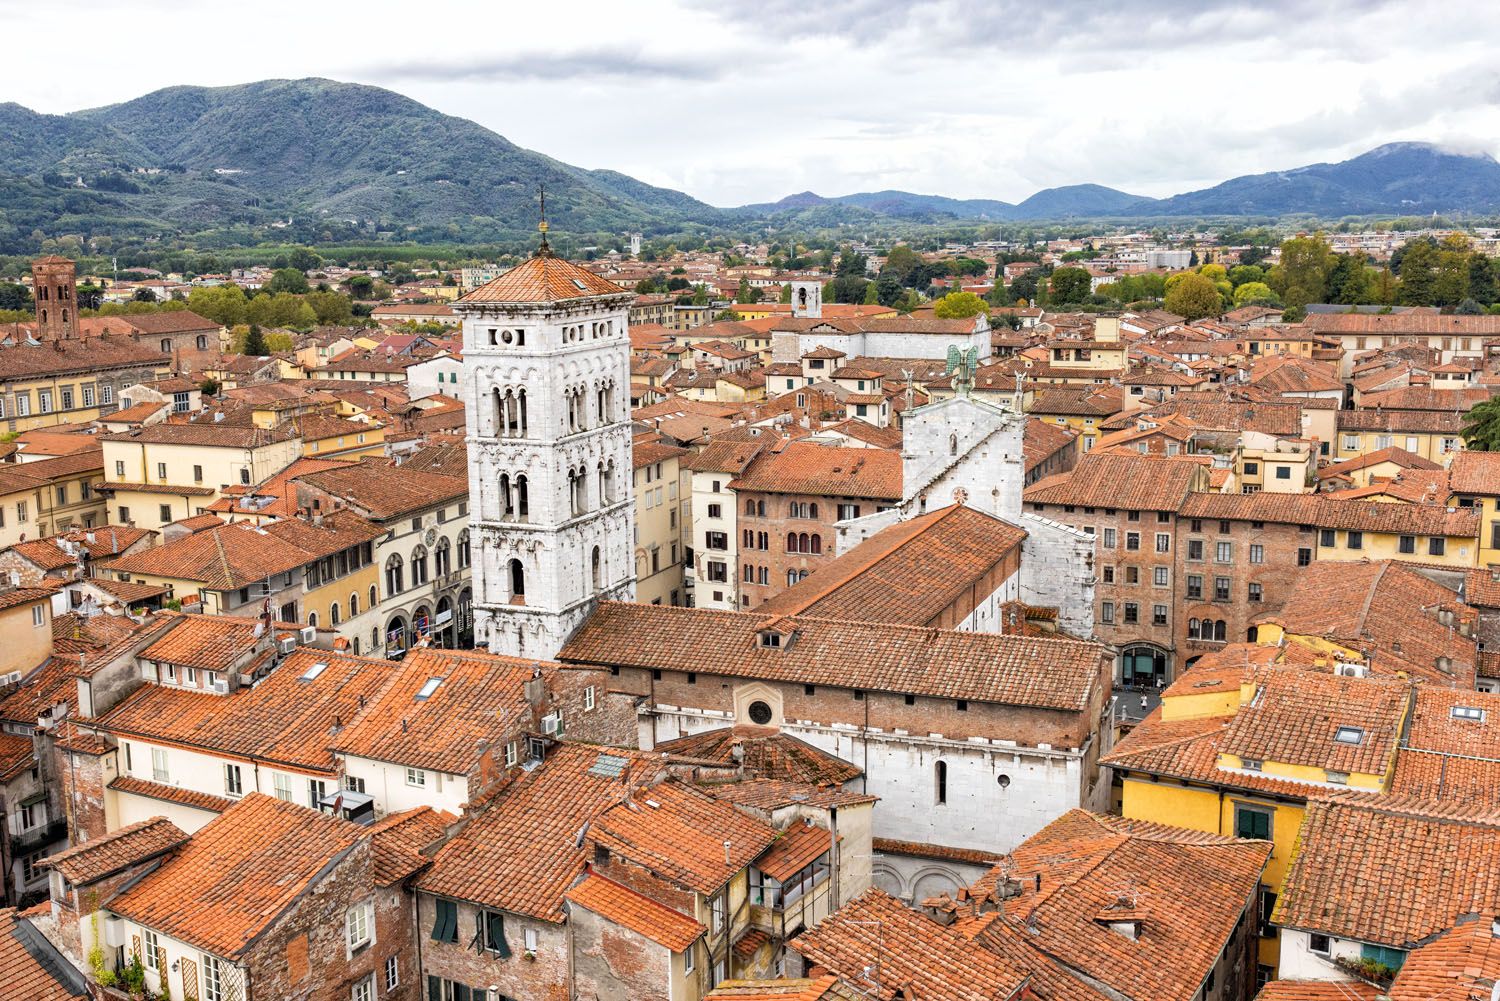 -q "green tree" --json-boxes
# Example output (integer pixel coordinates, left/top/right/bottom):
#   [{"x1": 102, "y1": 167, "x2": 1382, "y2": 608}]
[
  {"x1": 1325, "y1": 254, "x2": 1374, "y2": 305},
  {"x1": 1397, "y1": 239, "x2": 1439, "y2": 306},
  {"x1": 1232, "y1": 282, "x2": 1278, "y2": 307},
  {"x1": 1164, "y1": 273, "x2": 1223, "y2": 321},
  {"x1": 1434, "y1": 244, "x2": 1472, "y2": 307},
  {"x1": 347, "y1": 275, "x2": 375, "y2": 299},
  {"x1": 1049, "y1": 267, "x2": 1092, "y2": 304},
  {"x1": 267, "y1": 268, "x2": 310, "y2": 295},
  {"x1": 305, "y1": 291, "x2": 354, "y2": 325},
  {"x1": 690, "y1": 284, "x2": 710, "y2": 306},
  {"x1": 1199, "y1": 263, "x2": 1227, "y2": 282},
  {"x1": 242, "y1": 323, "x2": 268, "y2": 356},
  {"x1": 735, "y1": 278, "x2": 762, "y2": 304},
  {"x1": 827, "y1": 275, "x2": 871, "y2": 304},
  {"x1": 779, "y1": 283, "x2": 793, "y2": 304},
  {"x1": 985, "y1": 279, "x2": 1014, "y2": 308},
  {"x1": 1457, "y1": 298, "x2": 1485, "y2": 315},
  {"x1": 288, "y1": 247, "x2": 322, "y2": 272},
  {"x1": 1227, "y1": 265, "x2": 1265, "y2": 288},
  {"x1": 1272, "y1": 236, "x2": 1334, "y2": 310},
  {"x1": 1010, "y1": 272, "x2": 1041, "y2": 304},
  {"x1": 875, "y1": 271, "x2": 905, "y2": 308},
  {"x1": 187, "y1": 284, "x2": 249, "y2": 326},
  {"x1": 883, "y1": 245, "x2": 922, "y2": 285},
  {"x1": 0, "y1": 283, "x2": 32, "y2": 311},
  {"x1": 862, "y1": 281, "x2": 879, "y2": 305},
  {"x1": 1470, "y1": 254, "x2": 1498, "y2": 305},
  {"x1": 1461, "y1": 396, "x2": 1500, "y2": 450},
  {"x1": 932, "y1": 291, "x2": 989, "y2": 319},
  {"x1": 836, "y1": 250, "x2": 867, "y2": 277}
]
